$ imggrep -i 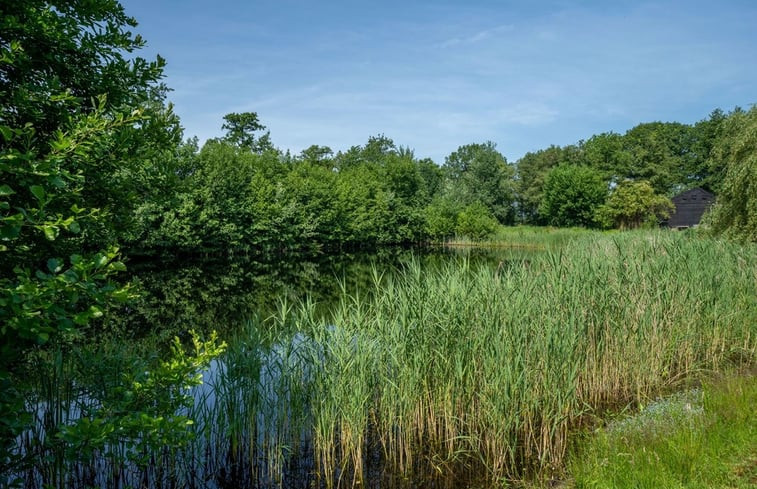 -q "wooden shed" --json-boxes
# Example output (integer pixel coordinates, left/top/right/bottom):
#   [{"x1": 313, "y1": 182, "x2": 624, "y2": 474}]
[{"x1": 666, "y1": 187, "x2": 715, "y2": 229}]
